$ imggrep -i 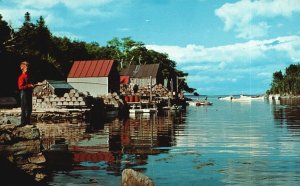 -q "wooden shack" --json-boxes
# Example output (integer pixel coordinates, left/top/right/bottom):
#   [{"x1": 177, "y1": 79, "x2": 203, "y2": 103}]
[
  {"x1": 120, "y1": 64, "x2": 163, "y2": 87},
  {"x1": 67, "y1": 60, "x2": 120, "y2": 97}
]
